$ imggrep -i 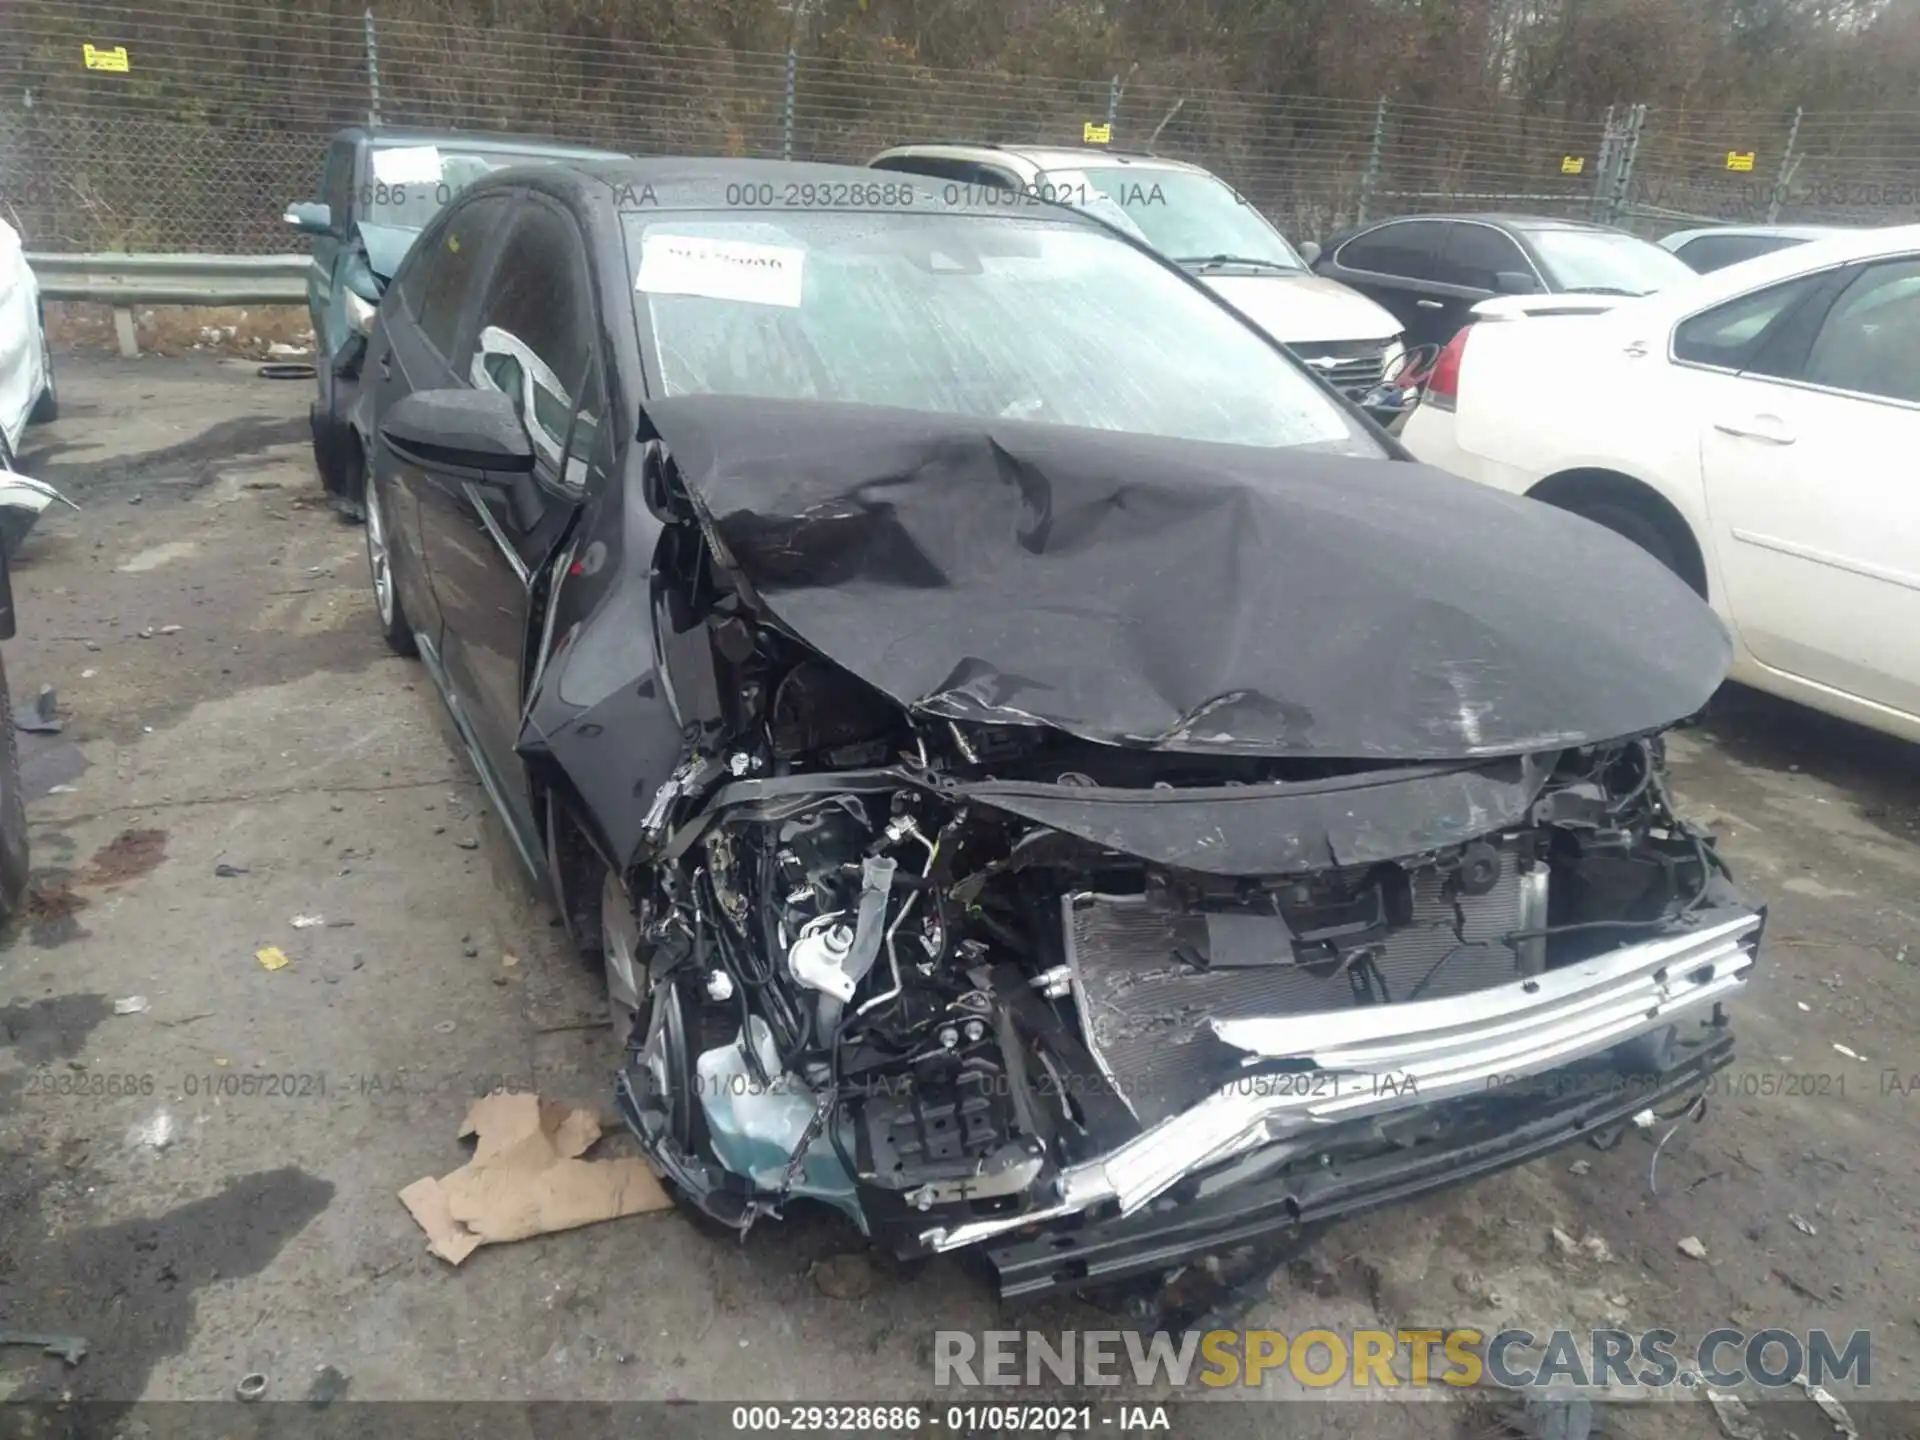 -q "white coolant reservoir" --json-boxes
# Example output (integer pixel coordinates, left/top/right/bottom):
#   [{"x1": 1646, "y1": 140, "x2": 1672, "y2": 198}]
[{"x1": 787, "y1": 924, "x2": 857, "y2": 1001}]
